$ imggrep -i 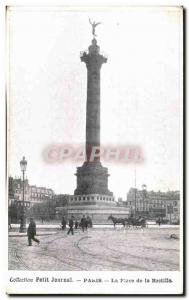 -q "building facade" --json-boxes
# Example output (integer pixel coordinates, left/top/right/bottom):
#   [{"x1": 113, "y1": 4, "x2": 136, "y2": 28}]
[
  {"x1": 8, "y1": 176, "x2": 55, "y2": 206},
  {"x1": 126, "y1": 188, "x2": 180, "y2": 223},
  {"x1": 28, "y1": 185, "x2": 55, "y2": 205}
]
